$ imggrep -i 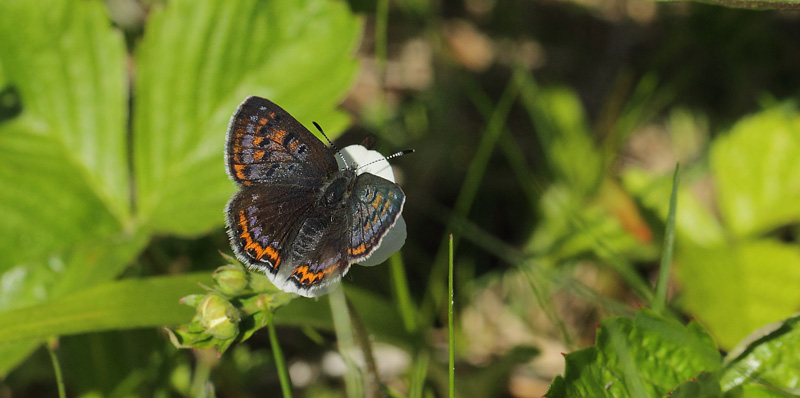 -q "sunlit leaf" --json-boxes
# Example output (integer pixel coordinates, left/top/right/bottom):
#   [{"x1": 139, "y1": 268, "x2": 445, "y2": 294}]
[
  {"x1": 711, "y1": 105, "x2": 800, "y2": 238},
  {"x1": 670, "y1": 372, "x2": 722, "y2": 398},
  {"x1": 676, "y1": 240, "x2": 800, "y2": 349},
  {"x1": 133, "y1": 0, "x2": 361, "y2": 236},
  {"x1": 721, "y1": 314, "x2": 800, "y2": 393},
  {"x1": 623, "y1": 167, "x2": 725, "y2": 247},
  {"x1": 0, "y1": 0, "x2": 129, "y2": 221},
  {"x1": 528, "y1": 183, "x2": 656, "y2": 262},
  {"x1": 0, "y1": 273, "x2": 211, "y2": 344},
  {"x1": 545, "y1": 309, "x2": 721, "y2": 397},
  {"x1": 0, "y1": 0, "x2": 141, "y2": 314}
]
